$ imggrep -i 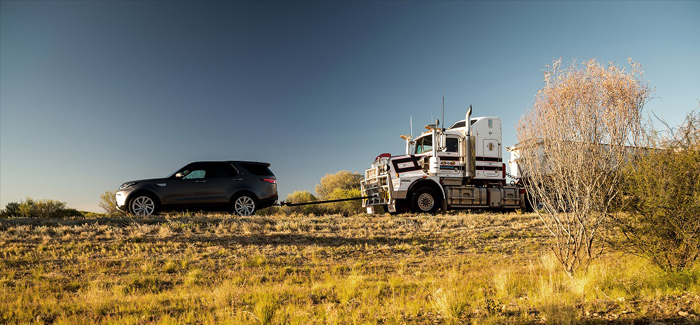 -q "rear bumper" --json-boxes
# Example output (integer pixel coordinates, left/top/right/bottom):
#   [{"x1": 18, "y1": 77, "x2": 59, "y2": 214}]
[{"x1": 258, "y1": 195, "x2": 278, "y2": 209}]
